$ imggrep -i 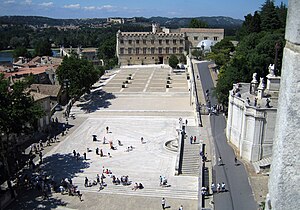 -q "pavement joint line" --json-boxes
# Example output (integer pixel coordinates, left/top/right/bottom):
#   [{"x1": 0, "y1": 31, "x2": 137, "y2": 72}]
[{"x1": 143, "y1": 70, "x2": 155, "y2": 92}]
